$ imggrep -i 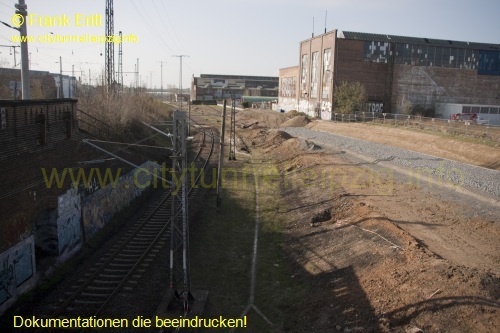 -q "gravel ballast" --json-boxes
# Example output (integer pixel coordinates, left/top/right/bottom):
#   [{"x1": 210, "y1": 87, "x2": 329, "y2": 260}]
[{"x1": 282, "y1": 127, "x2": 500, "y2": 198}]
